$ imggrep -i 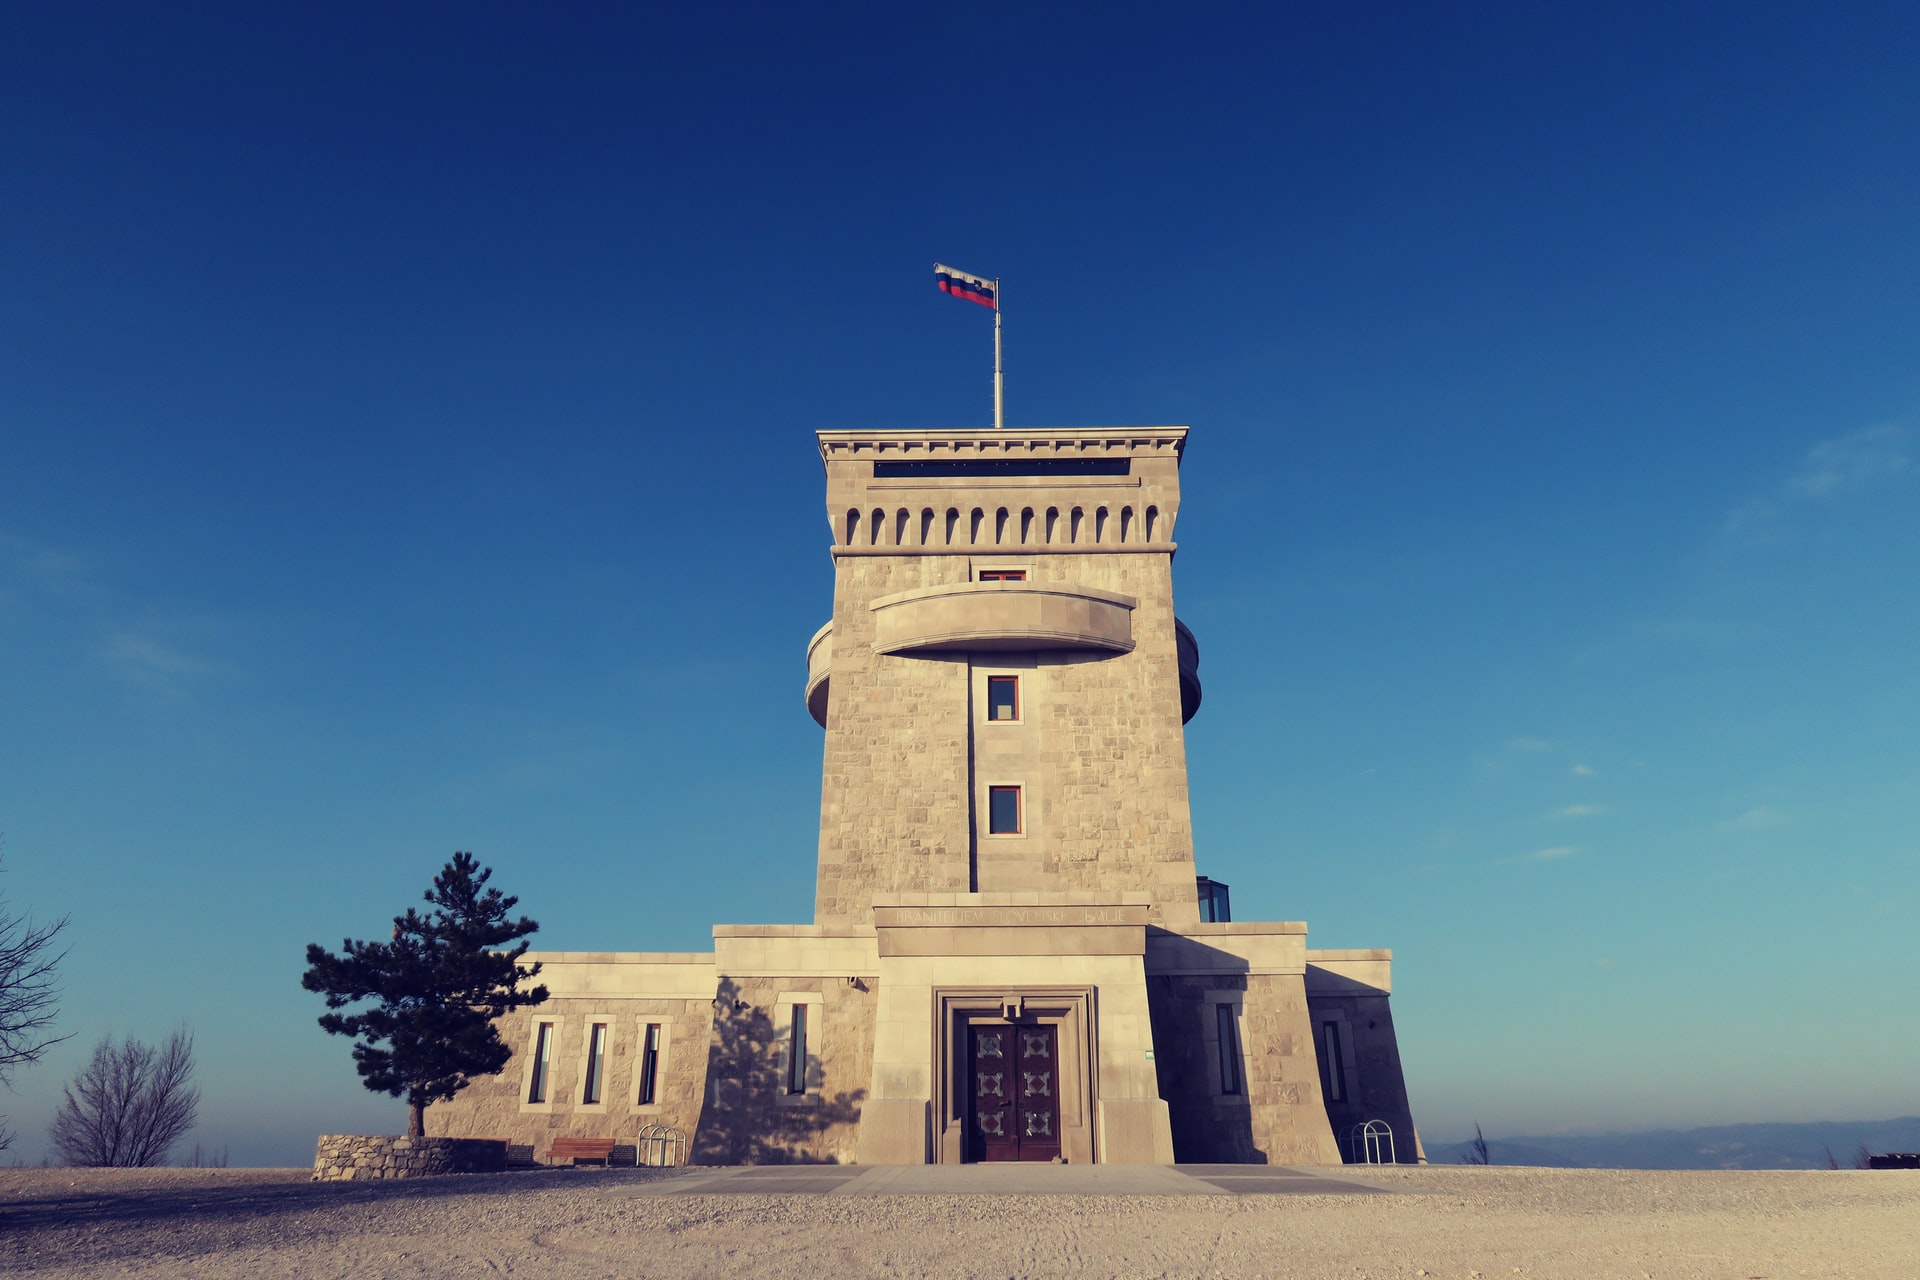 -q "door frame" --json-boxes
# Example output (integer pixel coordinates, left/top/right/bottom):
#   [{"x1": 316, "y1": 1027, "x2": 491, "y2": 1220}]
[{"x1": 931, "y1": 986, "x2": 1097, "y2": 1165}]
